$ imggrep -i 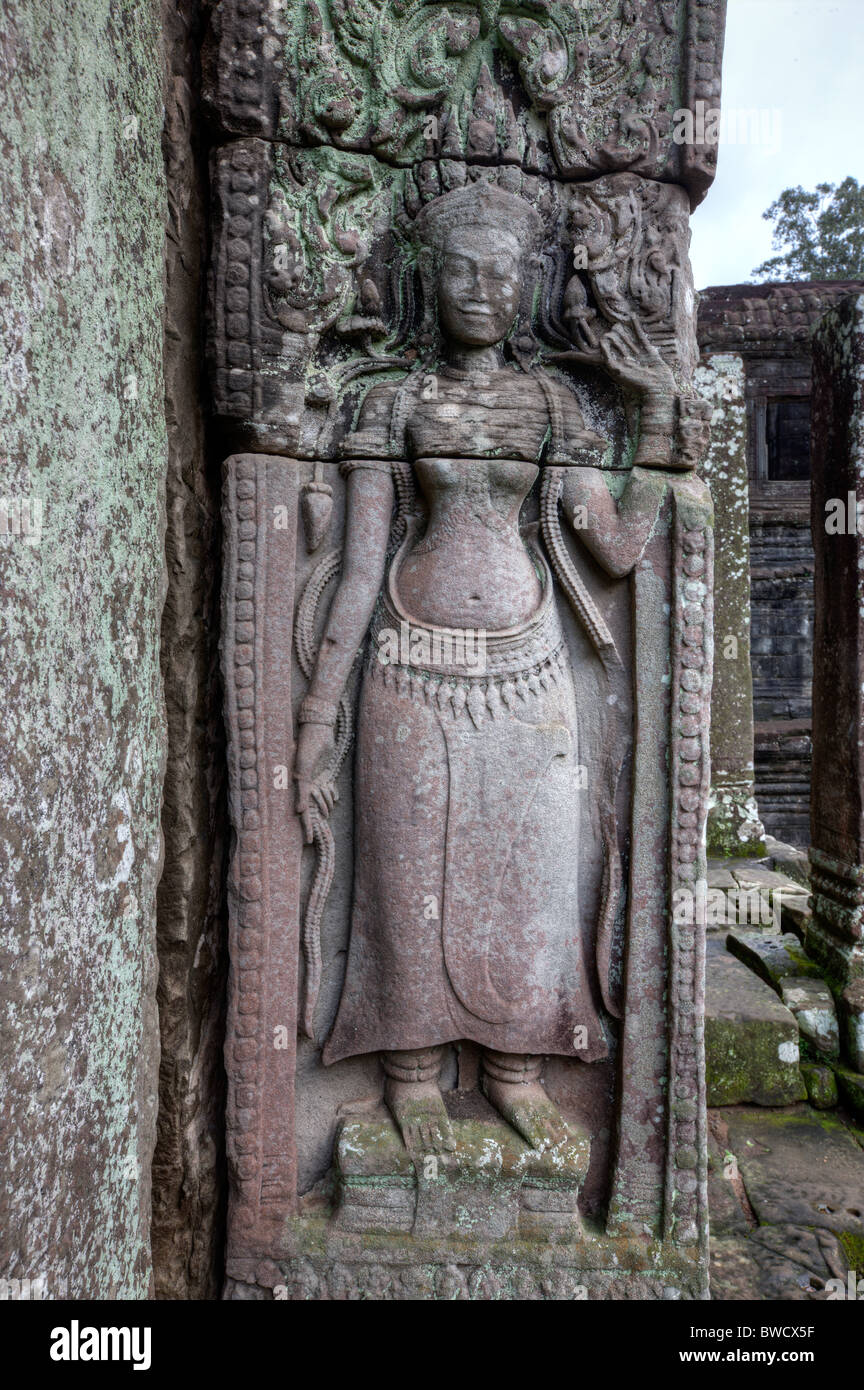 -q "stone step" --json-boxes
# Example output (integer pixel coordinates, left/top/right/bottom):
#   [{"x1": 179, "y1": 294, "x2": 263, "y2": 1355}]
[
  {"x1": 800, "y1": 1062, "x2": 838, "y2": 1110},
  {"x1": 779, "y1": 978, "x2": 839, "y2": 1059},
  {"x1": 726, "y1": 929, "x2": 822, "y2": 992},
  {"x1": 721, "y1": 1107, "x2": 864, "y2": 1235},
  {"x1": 706, "y1": 941, "x2": 806, "y2": 1107},
  {"x1": 709, "y1": 1106, "x2": 864, "y2": 1300},
  {"x1": 779, "y1": 892, "x2": 811, "y2": 943},
  {"x1": 764, "y1": 835, "x2": 811, "y2": 890}
]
